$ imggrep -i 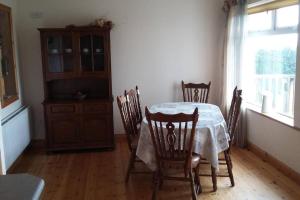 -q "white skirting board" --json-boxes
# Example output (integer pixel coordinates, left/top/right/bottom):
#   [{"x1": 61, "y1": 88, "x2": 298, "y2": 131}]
[{"x1": 0, "y1": 106, "x2": 31, "y2": 174}]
